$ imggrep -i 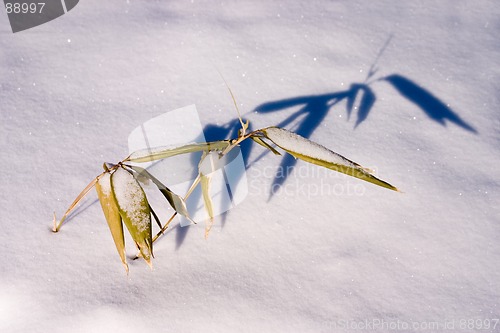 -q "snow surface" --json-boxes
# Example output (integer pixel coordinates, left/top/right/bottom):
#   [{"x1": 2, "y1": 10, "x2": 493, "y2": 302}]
[{"x1": 1, "y1": 1, "x2": 499, "y2": 332}]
